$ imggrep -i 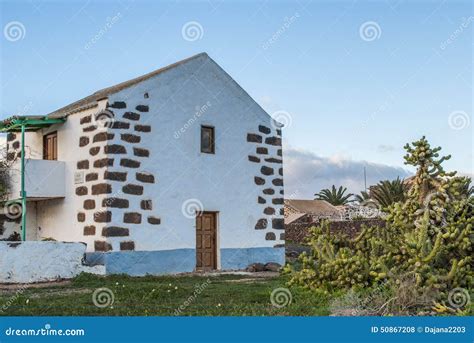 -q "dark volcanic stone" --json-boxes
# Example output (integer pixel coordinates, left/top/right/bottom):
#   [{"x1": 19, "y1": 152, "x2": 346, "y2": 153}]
[
  {"x1": 120, "y1": 241, "x2": 135, "y2": 251},
  {"x1": 75, "y1": 186, "x2": 88, "y2": 196},
  {"x1": 123, "y1": 112, "x2": 140, "y2": 121},
  {"x1": 94, "y1": 241, "x2": 112, "y2": 252},
  {"x1": 124, "y1": 212, "x2": 142, "y2": 224},
  {"x1": 120, "y1": 158, "x2": 140, "y2": 168},
  {"x1": 77, "y1": 160, "x2": 89, "y2": 170},
  {"x1": 265, "y1": 232, "x2": 276, "y2": 240},
  {"x1": 86, "y1": 173, "x2": 98, "y2": 182},
  {"x1": 91, "y1": 183, "x2": 112, "y2": 195},
  {"x1": 265, "y1": 136, "x2": 281, "y2": 146},
  {"x1": 104, "y1": 144, "x2": 126, "y2": 154},
  {"x1": 83, "y1": 225, "x2": 96, "y2": 236},
  {"x1": 136, "y1": 172, "x2": 155, "y2": 183},
  {"x1": 122, "y1": 184, "x2": 143, "y2": 195},
  {"x1": 104, "y1": 171, "x2": 127, "y2": 182},
  {"x1": 258, "y1": 125, "x2": 271, "y2": 134},
  {"x1": 135, "y1": 125, "x2": 151, "y2": 133},
  {"x1": 102, "y1": 226, "x2": 129, "y2": 237},
  {"x1": 133, "y1": 147, "x2": 149, "y2": 157},
  {"x1": 272, "y1": 218, "x2": 284, "y2": 230},
  {"x1": 256, "y1": 147, "x2": 268, "y2": 154},
  {"x1": 247, "y1": 133, "x2": 262, "y2": 143},
  {"x1": 83, "y1": 199, "x2": 96, "y2": 210},
  {"x1": 94, "y1": 158, "x2": 114, "y2": 168},
  {"x1": 109, "y1": 101, "x2": 126, "y2": 109},
  {"x1": 261, "y1": 166, "x2": 274, "y2": 176},
  {"x1": 136, "y1": 105, "x2": 149, "y2": 112},
  {"x1": 255, "y1": 219, "x2": 267, "y2": 230},
  {"x1": 103, "y1": 197, "x2": 129, "y2": 208},
  {"x1": 89, "y1": 147, "x2": 100, "y2": 156},
  {"x1": 94, "y1": 211, "x2": 112, "y2": 223},
  {"x1": 93, "y1": 132, "x2": 114, "y2": 143},
  {"x1": 121, "y1": 133, "x2": 141, "y2": 143},
  {"x1": 147, "y1": 216, "x2": 161, "y2": 225}
]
